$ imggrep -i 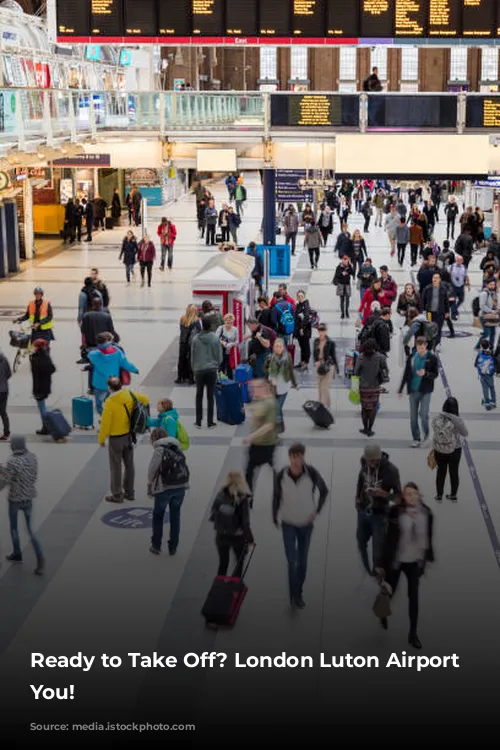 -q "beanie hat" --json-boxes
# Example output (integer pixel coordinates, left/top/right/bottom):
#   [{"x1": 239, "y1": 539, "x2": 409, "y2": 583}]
[{"x1": 364, "y1": 443, "x2": 382, "y2": 462}]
